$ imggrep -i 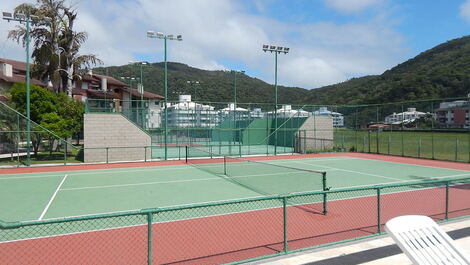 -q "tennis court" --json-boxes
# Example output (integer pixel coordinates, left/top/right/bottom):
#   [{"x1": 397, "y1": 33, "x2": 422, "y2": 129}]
[{"x1": 1, "y1": 152, "x2": 469, "y2": 264}]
